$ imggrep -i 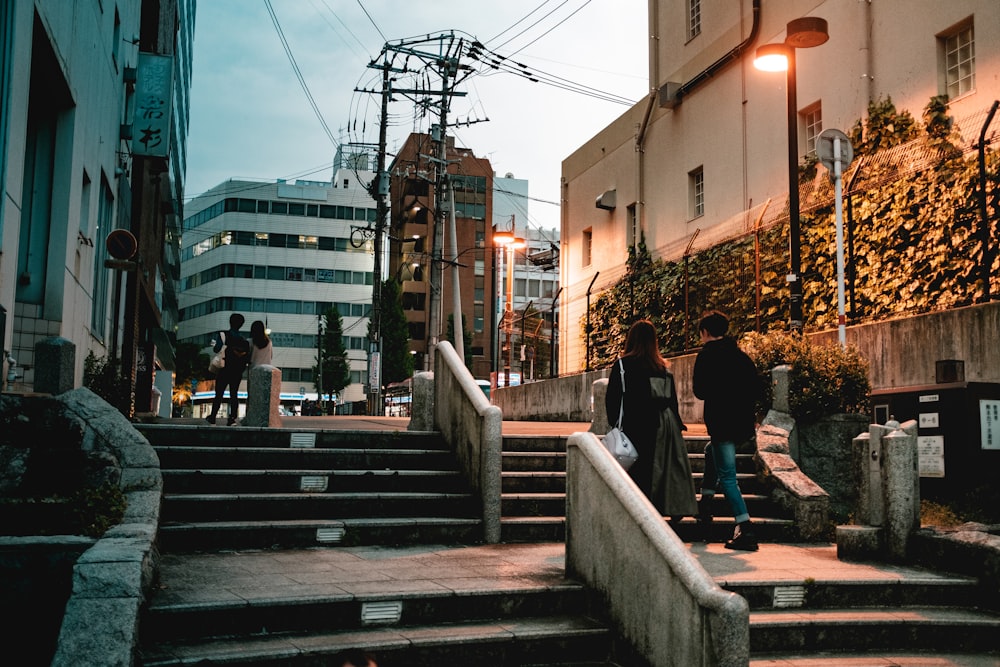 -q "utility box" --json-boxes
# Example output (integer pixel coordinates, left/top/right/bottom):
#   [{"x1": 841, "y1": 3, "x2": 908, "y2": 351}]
[{"x1": 871, "y1": 380, "x2": 1000, "y2": 505}]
